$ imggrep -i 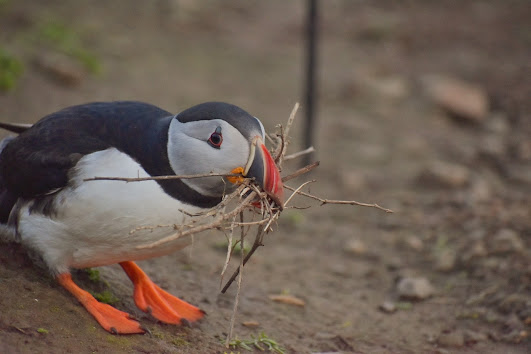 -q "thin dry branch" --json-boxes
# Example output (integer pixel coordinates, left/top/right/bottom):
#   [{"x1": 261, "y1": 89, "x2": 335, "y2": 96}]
[
  {"x1": 276, "y1": 102, "x2": 299, "y2": 167},
  {"x1": 281, "y1": 161, "x2": 320, "y2": 183},
  {"x1": 283, "y1": 146, "x2": 315, "y2": 161},
  {"x1": 135, "y1": 195, "x2": 253, "y2": 249},
  {"x1": 284, "y1": 185, "x2": 394, "y2": 213},
  {"x1": 84, "y1": 172, "x2": 241, "y2": 183},
  {"x1": 221, "y1": 224, "x2": 266, "y2": 294},
  {"x1": 224, "y1": 212, "x2": 246, "y2": 348}
]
